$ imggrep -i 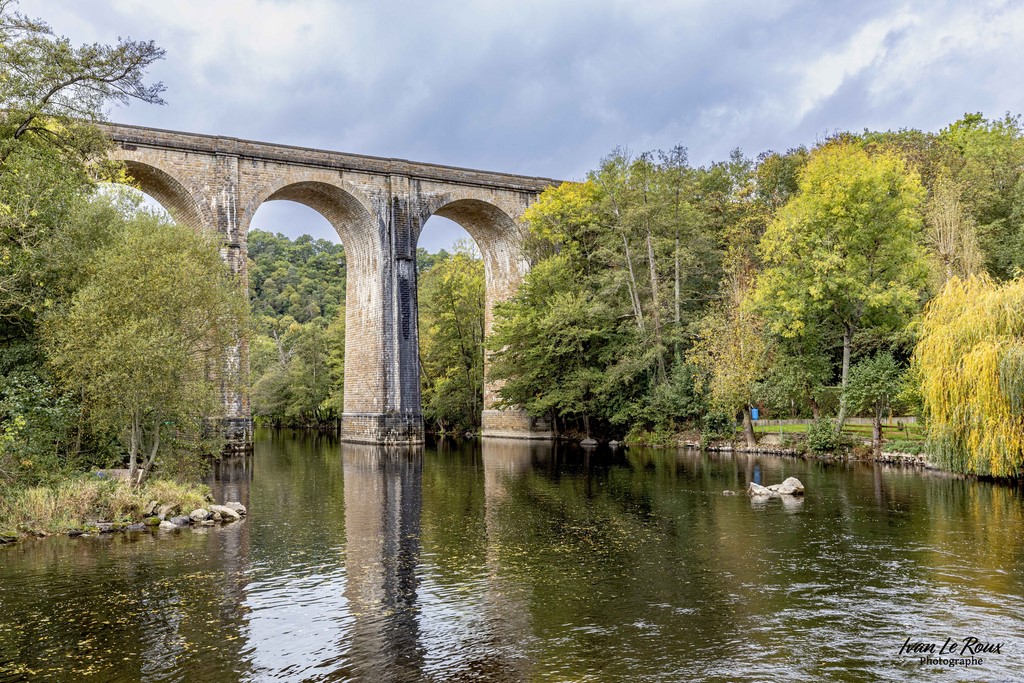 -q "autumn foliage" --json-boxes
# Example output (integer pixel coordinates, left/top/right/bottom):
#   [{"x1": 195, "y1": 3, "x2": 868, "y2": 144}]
[{"x1": 915, "y1": 275, "x2": 1024, "y2": 476}]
